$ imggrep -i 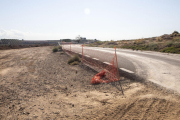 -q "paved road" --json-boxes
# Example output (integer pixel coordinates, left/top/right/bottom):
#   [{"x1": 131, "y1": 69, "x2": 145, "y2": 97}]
[{"x1": 63, "y1": 45, "x2": 180, "y2": 93}]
